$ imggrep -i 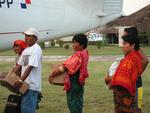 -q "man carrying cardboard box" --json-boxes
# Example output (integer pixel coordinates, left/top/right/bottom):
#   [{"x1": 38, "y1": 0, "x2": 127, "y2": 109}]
[{"x1": 13, "y1": 28, "x2": 42, "y2": 113}]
